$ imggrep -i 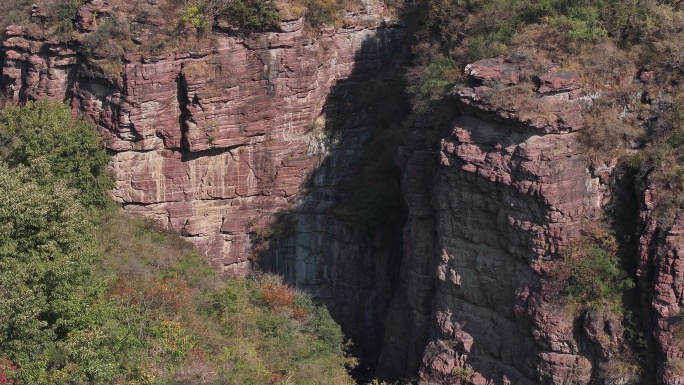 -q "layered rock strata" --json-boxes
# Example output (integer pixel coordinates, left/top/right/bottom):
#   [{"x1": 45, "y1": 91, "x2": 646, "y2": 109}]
[
  {"x1": 378, "y1": 59, "x2": 635, "y2": 384},
  {"x1": 0, "y1": 1, "x2": 402, "y2": 273},
  {"x1": 1, "y1": 1, "x2": 407, "y2": 364},
  {"x1": 638, "y1": 188, "x2": 684, "y2": 385}
]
